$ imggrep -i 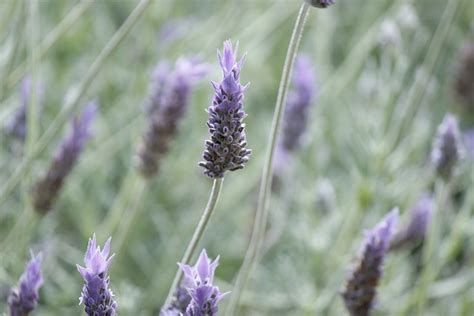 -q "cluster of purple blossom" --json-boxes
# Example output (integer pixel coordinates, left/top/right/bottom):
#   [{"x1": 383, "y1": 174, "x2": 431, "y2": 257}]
[{"x1": 5, "y1": 0, "x2": 474, "y2": 315}]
